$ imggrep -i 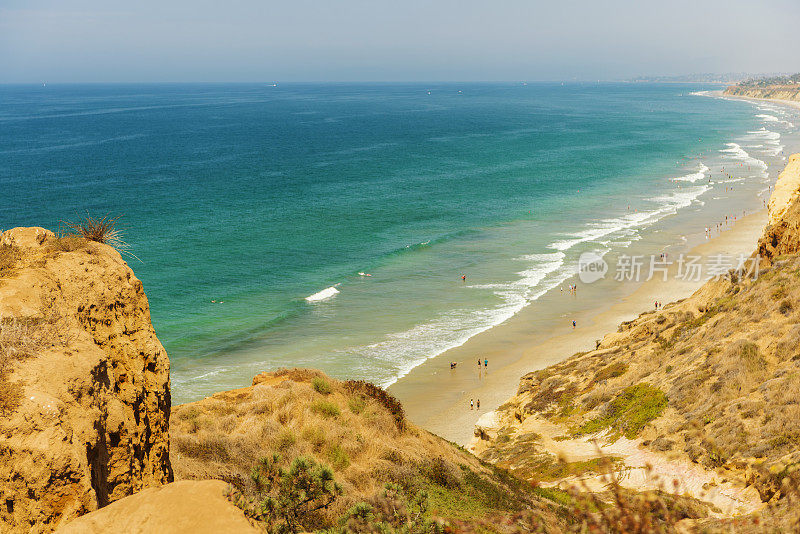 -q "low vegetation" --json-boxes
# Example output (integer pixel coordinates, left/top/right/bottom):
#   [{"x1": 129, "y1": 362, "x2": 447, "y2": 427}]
[
  {"x1": 479, "y1": 253, "x2": 800, "y2": 530},
  {"x1": 232, "y1": 454, "x2": 341, "y2": 533},
  {"x1": 170, "y1": 369, "x2": 563, "y2": 532},
  {"x1": 578, "y1": 384, "x2": 667, "y2": 440},
  {"x1": 61, "y1": 214, "x2": 137, "y2": 259}
]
